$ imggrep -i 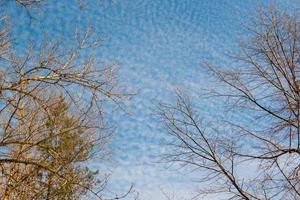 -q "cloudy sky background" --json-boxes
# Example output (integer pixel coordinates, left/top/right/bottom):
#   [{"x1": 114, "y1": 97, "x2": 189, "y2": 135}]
[{"x1": 4, "y1": 0, "x2": 300, "y2": 199}]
